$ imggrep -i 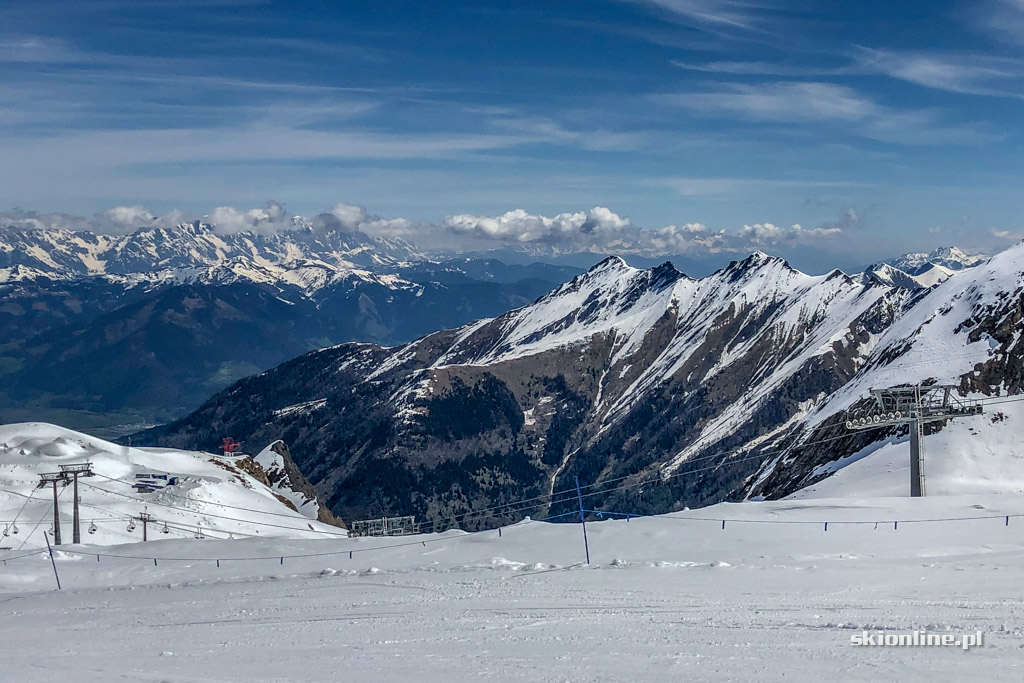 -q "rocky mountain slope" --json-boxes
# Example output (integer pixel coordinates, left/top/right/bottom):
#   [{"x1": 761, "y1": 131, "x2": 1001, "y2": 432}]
[{"x1": 141, "y1": 252, "x2": 924, "y2": 528}]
